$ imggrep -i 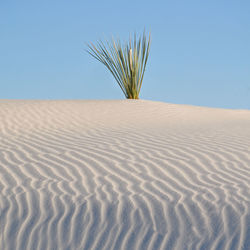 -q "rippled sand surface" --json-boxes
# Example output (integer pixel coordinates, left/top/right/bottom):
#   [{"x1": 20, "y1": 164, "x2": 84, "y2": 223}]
[{"x1": 0, "y1": 100, "x2": 250, "y2": 250}]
